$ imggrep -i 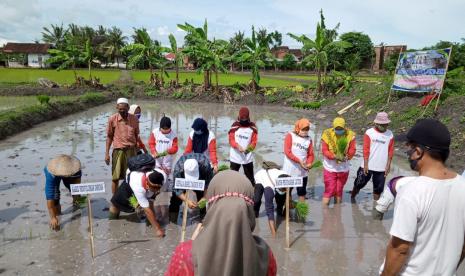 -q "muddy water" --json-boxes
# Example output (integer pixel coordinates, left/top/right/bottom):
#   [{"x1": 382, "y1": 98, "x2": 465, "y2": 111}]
[{"x1": 0, "y1": 100, "x2": 462, "y2": 275}]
